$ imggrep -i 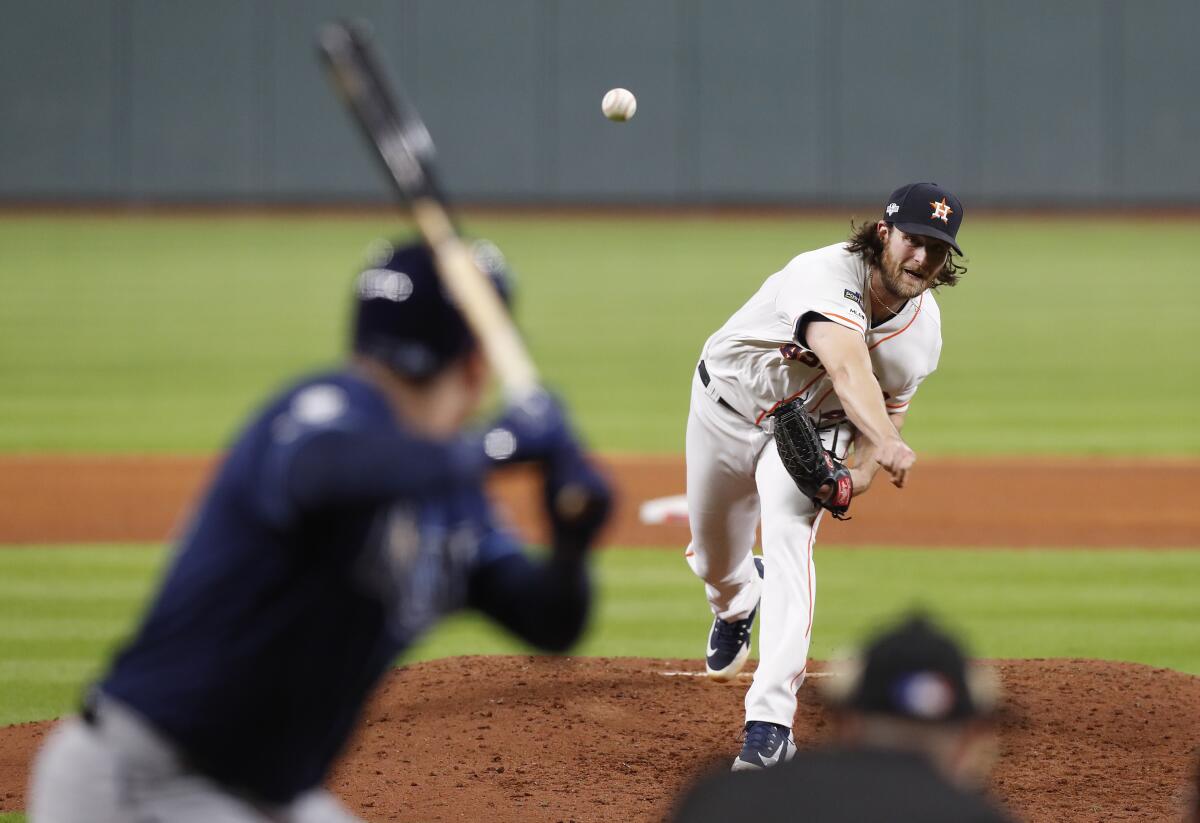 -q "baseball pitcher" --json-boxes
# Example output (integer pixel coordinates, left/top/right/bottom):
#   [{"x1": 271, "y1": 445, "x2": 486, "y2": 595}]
[
  {"x1": 28, "y1": 241, "x2": 612, "y2": 822},
  {"x1": 686, "y1": 183, "x2": 966, "y2": 770}
]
